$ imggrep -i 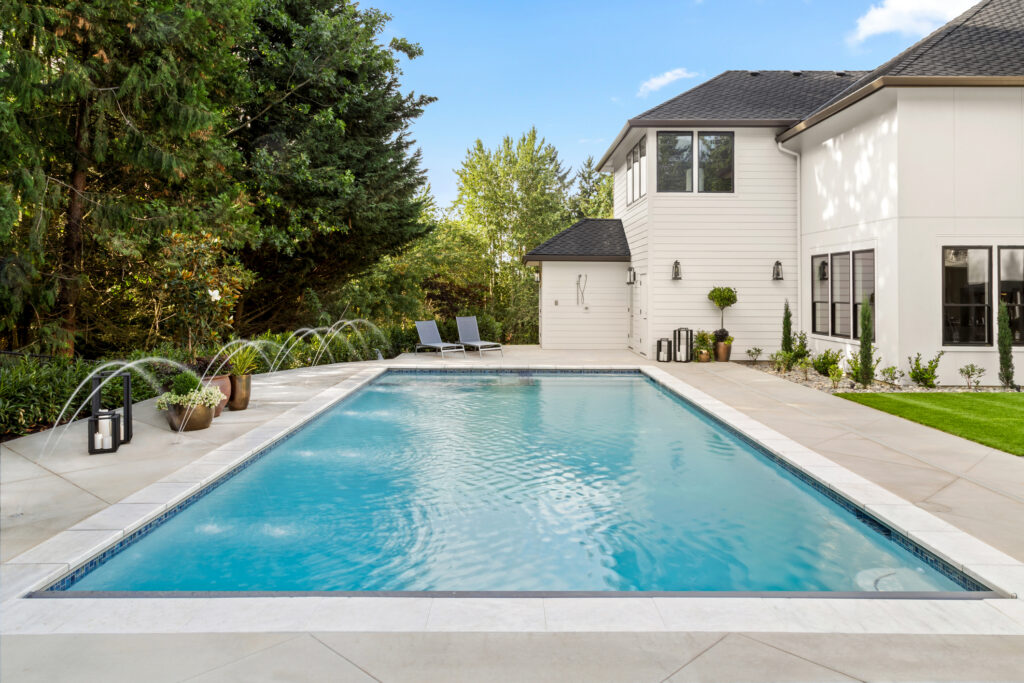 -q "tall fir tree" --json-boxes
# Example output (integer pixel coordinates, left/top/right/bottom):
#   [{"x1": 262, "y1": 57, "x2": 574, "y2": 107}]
[
  {"x1": 997, "y1": 300, "x2": 1015, "y2": 388},
  {"x1": 858, "y1": 295, "x2": 874, "y2": 386}
]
